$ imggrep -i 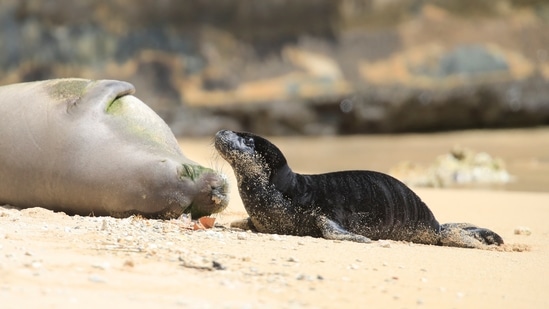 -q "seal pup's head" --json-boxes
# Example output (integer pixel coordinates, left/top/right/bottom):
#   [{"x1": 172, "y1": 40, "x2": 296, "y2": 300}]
[{"x1": 214, "y1": 130, "x2": 287, "y2": 181}]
